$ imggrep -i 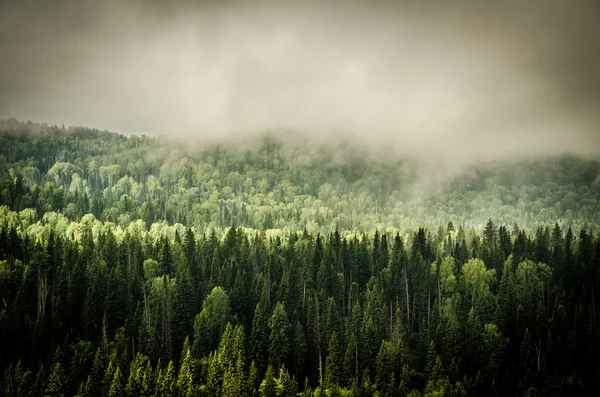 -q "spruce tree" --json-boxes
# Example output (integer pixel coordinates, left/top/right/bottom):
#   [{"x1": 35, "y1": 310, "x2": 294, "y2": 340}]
[
  {"x1": 44, "y1": 361, "x2": 66, "y2": 397},
  {"x1": 324, "y1": 332, "x2": 342, "y2": 388},
  {"x1": 177, "y1": 340, "x2": 195, "y2": 397},
  {"x1": 277, "y1": 365, "x2": 297, "y2": 397},
  {"x1": 260, "y1": 365, "x2": 277, "y2": 397},
  {"x1": 108, "y1": 367, "x2": 125, "y2": 397},
  {"x1": 269, "y1": 302, "x2": 290, "y2": 367}
]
